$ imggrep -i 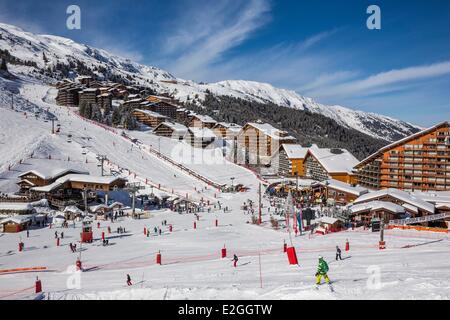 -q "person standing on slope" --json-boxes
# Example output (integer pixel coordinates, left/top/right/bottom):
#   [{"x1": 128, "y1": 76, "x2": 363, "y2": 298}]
[
  {"x1": 232, "y1": 254, "x2": 239, "y2": 268},
  {"x1": 126, "y1": 274, "x2": 132, "y2": 286},
  {"x1": 336, "y1": 246, "x2": 342, "y2": 261},
  {"x1": 315, "y1": 256, "x2": 330, "y2": 285}
]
